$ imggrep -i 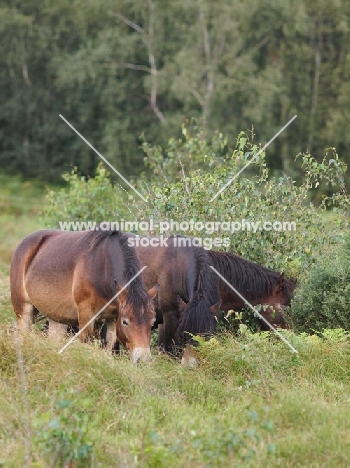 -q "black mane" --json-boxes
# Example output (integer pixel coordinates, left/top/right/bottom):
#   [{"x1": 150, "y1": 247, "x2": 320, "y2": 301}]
[
  {"x1": 119, "y1": 235, "x2": 151, "y2": 320},
  {"x1": 176, "y1": 246, "x2": 220, "y2": 343},
  {"x1": 207, "y1": 250, "x2": 295, "y2": 302}
]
